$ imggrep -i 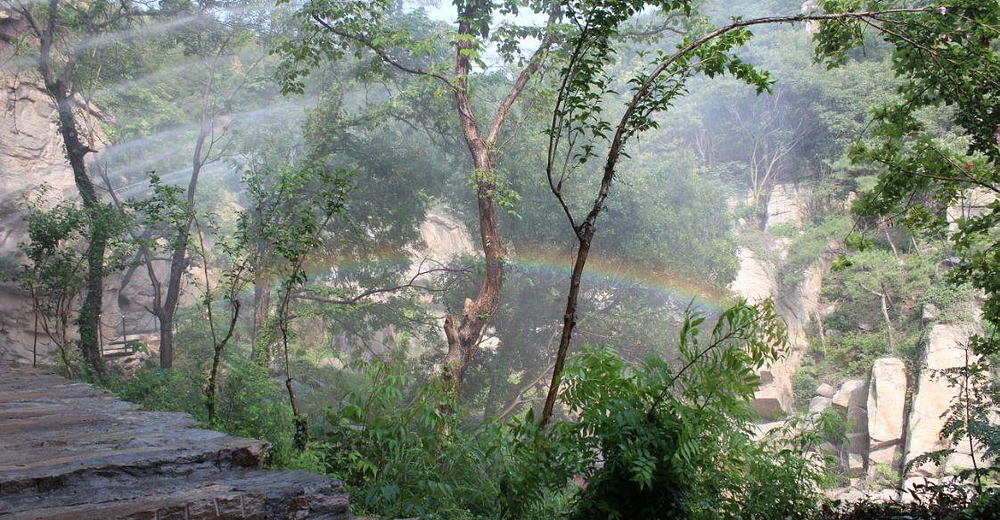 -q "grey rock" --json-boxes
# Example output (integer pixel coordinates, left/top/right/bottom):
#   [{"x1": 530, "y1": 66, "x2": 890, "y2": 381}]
[
  {"x1": 815, "y1": 383, "x2": 836, "y2": 398},
  {"x1": 0, "y1": 366, "x2": 349, "y2": 519}
]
